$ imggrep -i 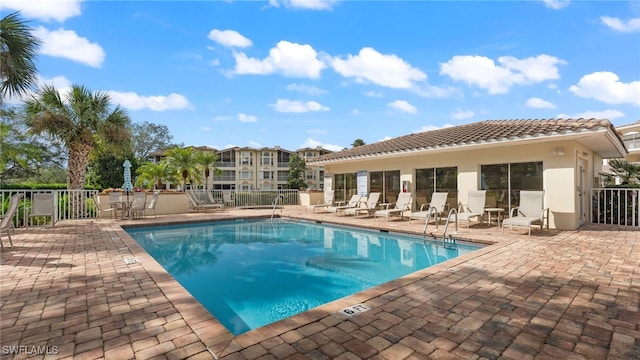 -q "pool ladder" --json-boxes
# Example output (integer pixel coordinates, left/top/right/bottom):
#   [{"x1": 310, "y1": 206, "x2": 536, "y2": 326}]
[
  {"x1": 424, "y1": 207, "x2": 458, "y2": 241},
  {"x1": 271, "y1": 194, "x2": 284, "y2": 220}
]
